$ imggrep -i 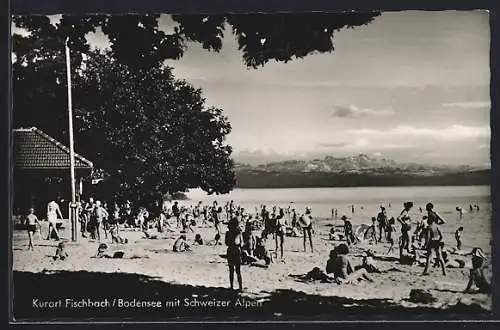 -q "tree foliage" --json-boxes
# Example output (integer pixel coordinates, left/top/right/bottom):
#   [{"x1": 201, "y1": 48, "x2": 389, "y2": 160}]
[
  {"x1": 13, "y1": 12, "x2": 380, "y2": 69},
  {"x1": 72, "y1": 52, "x2": 234, "y2": 204}
]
